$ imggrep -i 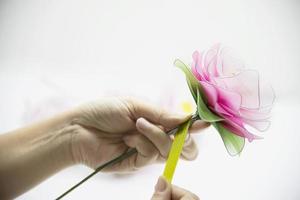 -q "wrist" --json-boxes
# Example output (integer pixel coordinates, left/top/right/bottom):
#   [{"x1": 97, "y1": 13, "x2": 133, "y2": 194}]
[
  {"x1": 65, "y1": 105, "x2": 106, "y2": 167},
  {"x1": 62, "y1": 108, "x2": 91, "y2": 166},
  {"x1": 56, "y1": 110, "x2": 83, "y2": 166},
  {"x1": 42, "y1": 110, "x2": 83, "y2": 168}
]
